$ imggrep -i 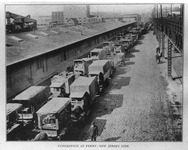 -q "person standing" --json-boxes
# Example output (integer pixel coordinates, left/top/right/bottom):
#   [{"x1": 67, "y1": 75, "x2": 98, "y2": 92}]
[{"x1": 90, "y1": 121, "x2": 98, "y2": 141}]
